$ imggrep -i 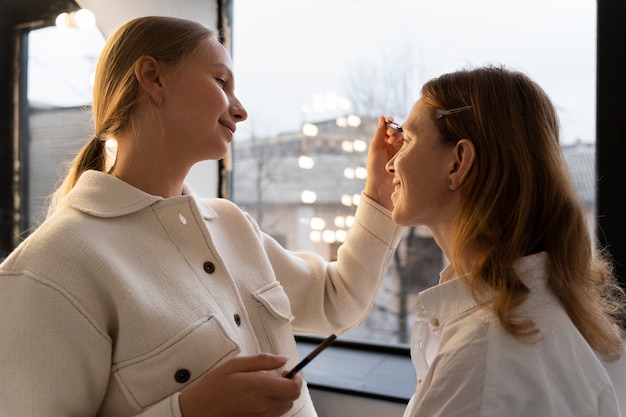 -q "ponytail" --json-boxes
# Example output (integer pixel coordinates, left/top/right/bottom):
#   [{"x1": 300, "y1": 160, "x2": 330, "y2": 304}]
[{"x1": 46, "y1": 135, "x2": 107, "y2": 217}]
